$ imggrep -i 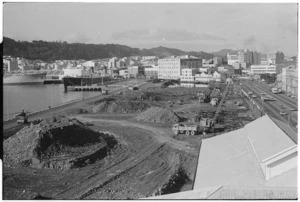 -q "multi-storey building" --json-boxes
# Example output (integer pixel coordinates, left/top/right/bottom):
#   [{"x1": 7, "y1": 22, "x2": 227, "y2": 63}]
[
  {"x1": 3, "y1": 58, "x2": 19, "y2": 72},
  {"x1": 180, "y1": 68, "x2": 198, "y2": 82},
  {"x1": 227, "y1": 53, "x2": 239, "y2": 66},
  {"x1": 144, "y1": 65, "x2": 159, "y2": 79},
  {"x1": 253, "y1": 51, "x2": 261, "y2": 65},
  {"x1": 119, "y1": 69, "x2": 129, "y2": 78},
  {"x1": 244, "y1": 49, "x2": 253, "y2": 64},
  {"x1": 158, "y1": 55, "x2": 201, "y2": 80},
  {"x1": 250, "y1": 64, "x2": 276, "y2": 75},
  {"x1": 280, "y1": 65, "x2": 298, "y2": 96},
  {"x1": 213, "y1": 57, "x2": 223, "y2": 66},
  {"x1": 108, "y1": 57, "x2": 118, "y2": 68},
  {"x1": 127, "y1": 66, "x2": 144, "y2": 78},
  {"x1": 238, "y1": 51, "x2": 245, "y2": 63},
  {"x1": 276, "y1": 51, "x2": 285, "y2": 64},
  {"x1": 244, "y1": 49, "x2": 261, "y2": 65}
]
